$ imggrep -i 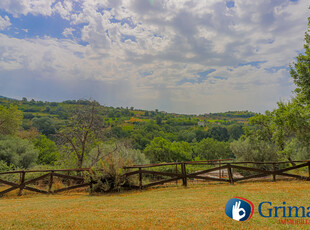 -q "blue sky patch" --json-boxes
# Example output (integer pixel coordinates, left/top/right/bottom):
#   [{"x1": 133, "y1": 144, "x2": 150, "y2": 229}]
[
  {"x1": 197, "y1": 69, "x2": 216, "y2": 83},
  {"x1": 110, "y1": 17, "x2": 136, "y2": 29},
  {"x1": 226, "y1": 1, "x2": 235, "y2": 8},
  {"x1": 177, "y1": 69, "x2": 216, "y2": 85},
  {"x1": 121, "y1": 34, "x2": 137, "y2": 42},
  {"x1": 139, "y1": 71, "x2": 153, "y2": 77},
  {"x1": 238, "y1": 61, "x2": 267, "y2": 68},
  {"x1": 177, "y1": 78, "x2": 196, "y2": 85},
  {"x1": 214, "y1": 76, "x2": 226, "y2": 80},
  {"x1": 264, "y1": 66, "x2": 289, "y2": 73},
  {"x1": 0, "y1": 11, "x2": 70, "y2": 39}
]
